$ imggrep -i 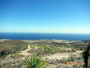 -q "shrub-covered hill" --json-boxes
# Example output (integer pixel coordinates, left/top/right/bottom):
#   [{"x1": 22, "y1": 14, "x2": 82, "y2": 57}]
[
  {"x1": 0, "y1": 40, "x2": 89, "y2": 57},
  {"x1": 0, "y1": 40, "x2": 29, "y2": 57},
  {"x1": 0, "y1": 40, "x2": 89, "y2": 68}
]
